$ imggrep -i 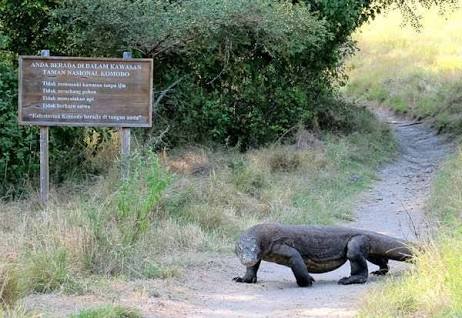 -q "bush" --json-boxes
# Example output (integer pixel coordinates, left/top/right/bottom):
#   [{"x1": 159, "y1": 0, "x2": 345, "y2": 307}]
[
  {"x1": 0, "y1": 60, "x2": 39, "y2": 197},
  {"x1": 20, "y1": 248, "x2": 76, "y2": 294},
  {"x1": 1, "y1": 0, "x2": 452, "y2": 195},
  {"x1": 84, "y1": 151, "x2": 171, "y2": 276},
  {"x1": 52, "y1": 0, "x2": 333, "y2": 149}
]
